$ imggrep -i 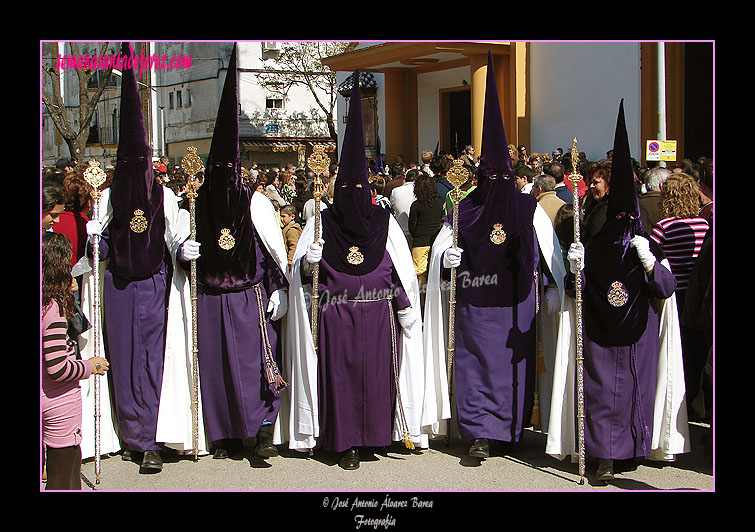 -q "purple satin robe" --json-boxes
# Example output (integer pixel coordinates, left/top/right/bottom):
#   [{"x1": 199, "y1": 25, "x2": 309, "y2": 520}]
[
  {"x1": 575, "y1": 261, "x2": 676, "y2": 460},
  {"x1": 197, "y1": 227, "x2": 287, "y2": 443},
  {"x1": 102, "y1": 251, "x2": 170, "y2": 453},
  {"x1": 315, "y1": 250, "x2": 410, "y2": 453},
  {"x1": 449, "y1": 229, "x2": 544, "y2": 443}
]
